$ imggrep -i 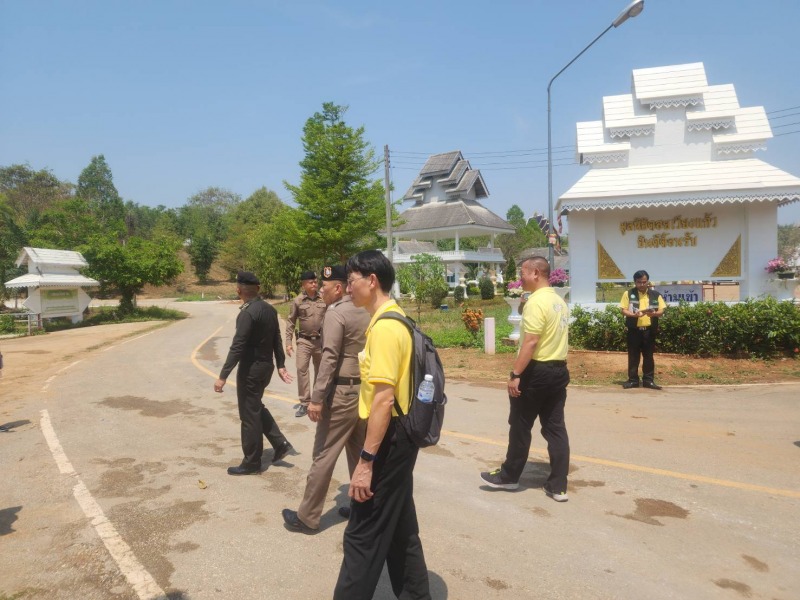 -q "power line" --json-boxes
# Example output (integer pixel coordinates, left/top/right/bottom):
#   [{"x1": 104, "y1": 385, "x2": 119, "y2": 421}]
[
  {"x1": 767, "y1": 104, "x2": 800, "y2": 115},
  {"x1": 771, "y1": 121, "x2": 800, "y2": 129}
]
